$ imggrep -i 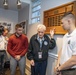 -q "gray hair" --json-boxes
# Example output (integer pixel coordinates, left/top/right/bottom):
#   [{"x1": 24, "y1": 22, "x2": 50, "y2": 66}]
[{"x1": 37, "y1": 24, "x2": 46, "y2": 31}]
